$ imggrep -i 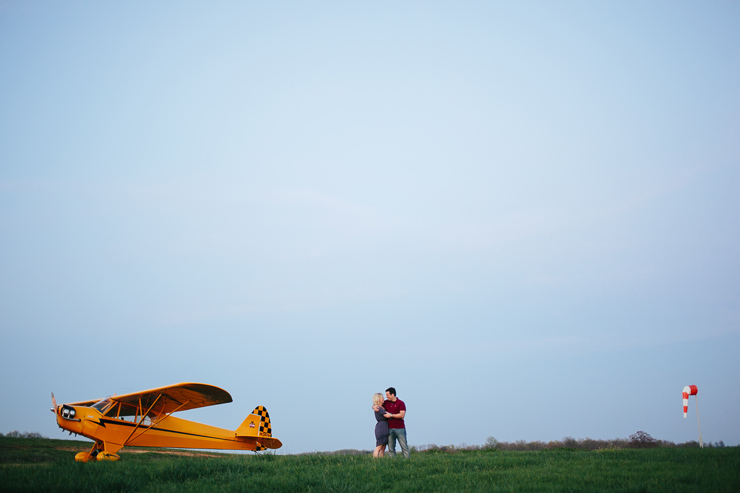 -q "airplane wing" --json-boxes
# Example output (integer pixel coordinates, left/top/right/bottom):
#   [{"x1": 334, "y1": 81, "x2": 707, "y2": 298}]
[{"x1": 110, "y1": 383, "x2": 233, "y2": 416}]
